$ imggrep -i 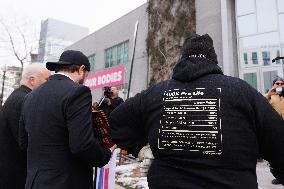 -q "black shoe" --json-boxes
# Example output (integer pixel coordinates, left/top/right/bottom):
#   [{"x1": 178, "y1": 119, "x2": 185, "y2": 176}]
[{"x1": 272, "y1": 179, "x2": 281, "y2": 185}]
